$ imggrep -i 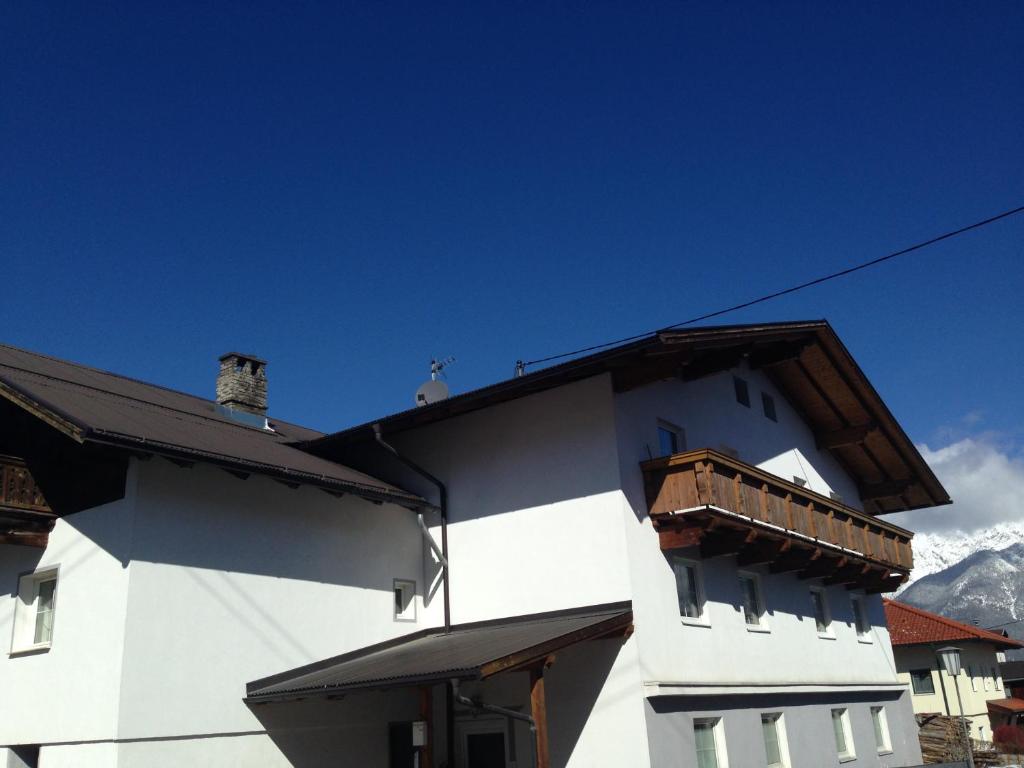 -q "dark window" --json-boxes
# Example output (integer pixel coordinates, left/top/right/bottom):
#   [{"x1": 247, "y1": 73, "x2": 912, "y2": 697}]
[
  {"x1": 734, "y1": 377, "x2": 750, "y2": 407},
  {"x1": 762, "y1": 392, "x2": 777, "y2": 421},
  {"x1": 910, "y1": 668, "x2": 935, "y2": 694},
  {"x1": 657, "y1": 423, "x2": 683, "y2": 457},
  {"x1": 10, "y1": 746, "x2": 40, "y2": 768}
]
